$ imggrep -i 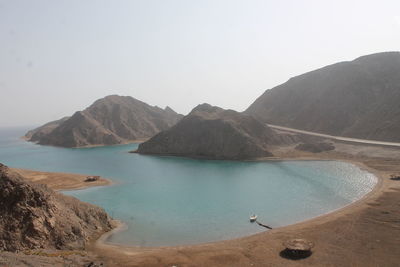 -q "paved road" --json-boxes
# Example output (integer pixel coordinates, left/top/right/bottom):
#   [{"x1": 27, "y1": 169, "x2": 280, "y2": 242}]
[{"x1": 268, "y1": 124, "x2": 400, "y2": 148}]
